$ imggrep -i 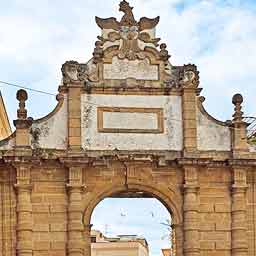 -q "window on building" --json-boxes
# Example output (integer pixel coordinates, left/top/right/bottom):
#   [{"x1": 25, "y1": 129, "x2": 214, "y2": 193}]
[{"x1": 91, "y1": 236, "x2": 97, "y2": 243}]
